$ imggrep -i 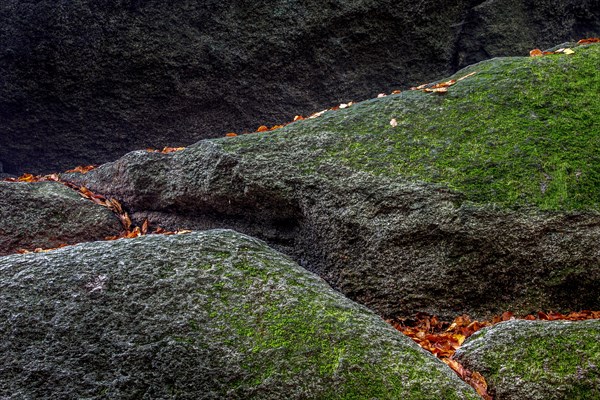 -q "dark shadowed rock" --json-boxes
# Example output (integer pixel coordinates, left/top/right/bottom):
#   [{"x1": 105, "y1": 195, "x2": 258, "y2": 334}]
[
  {"x1": 1, "y1": 0, "x2": 598, "y2": 174},
  {"x1": 454, "y1": 319, "x2": 600, "y2": 400},
  {"x1": 0, "y1": 230, "x2": 479, "y2": 399},
  {"x1": 65, "y1": 45, "x2": 600, "y2": 319},
  {"x1": 0, "y1": 181, "x2": 121, "y2": 255}
]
